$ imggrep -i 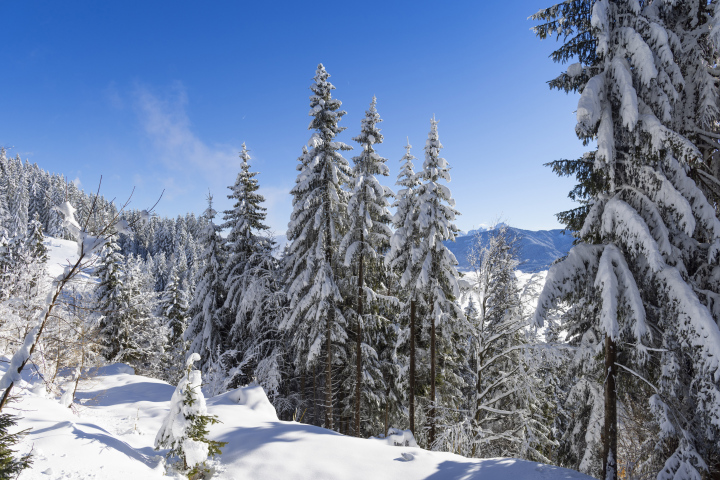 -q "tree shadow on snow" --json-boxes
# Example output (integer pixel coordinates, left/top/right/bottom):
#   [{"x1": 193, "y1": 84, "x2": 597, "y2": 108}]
[
  {"x1": 422, "y1": 458, "x2": 585, "y2": 480},
  {"x1": 28, "y1": 419, "x2": 160, "y2": 468},
  {"x1": 73, "y1": 382, "x2": 175, "y2": 406},
  {"x1": 69, "y1": 422, "x2": 159, "y2": 467},
  {"x1": 215, "y1": 421, "x2": 343, "y2": 460}
]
